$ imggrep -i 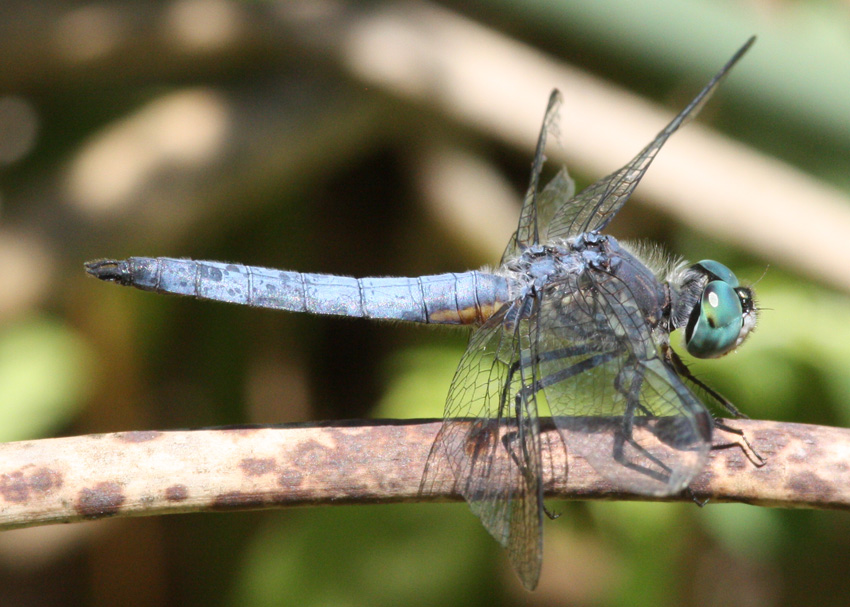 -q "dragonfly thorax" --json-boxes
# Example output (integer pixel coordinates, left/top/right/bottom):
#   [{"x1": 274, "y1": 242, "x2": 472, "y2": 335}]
[{"x1": 504, "y1": 242, "x2": 579, "y2": 297}]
